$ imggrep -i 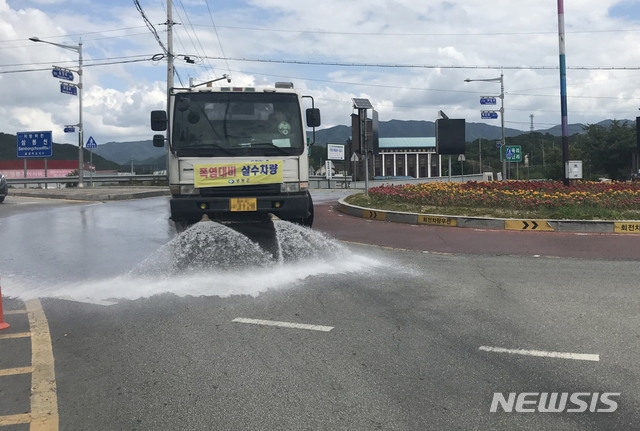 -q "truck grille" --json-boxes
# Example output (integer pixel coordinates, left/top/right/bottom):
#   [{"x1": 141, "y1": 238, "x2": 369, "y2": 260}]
[{"x1": 199, "y1": 183, "x2": 281, "y2": 197}]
